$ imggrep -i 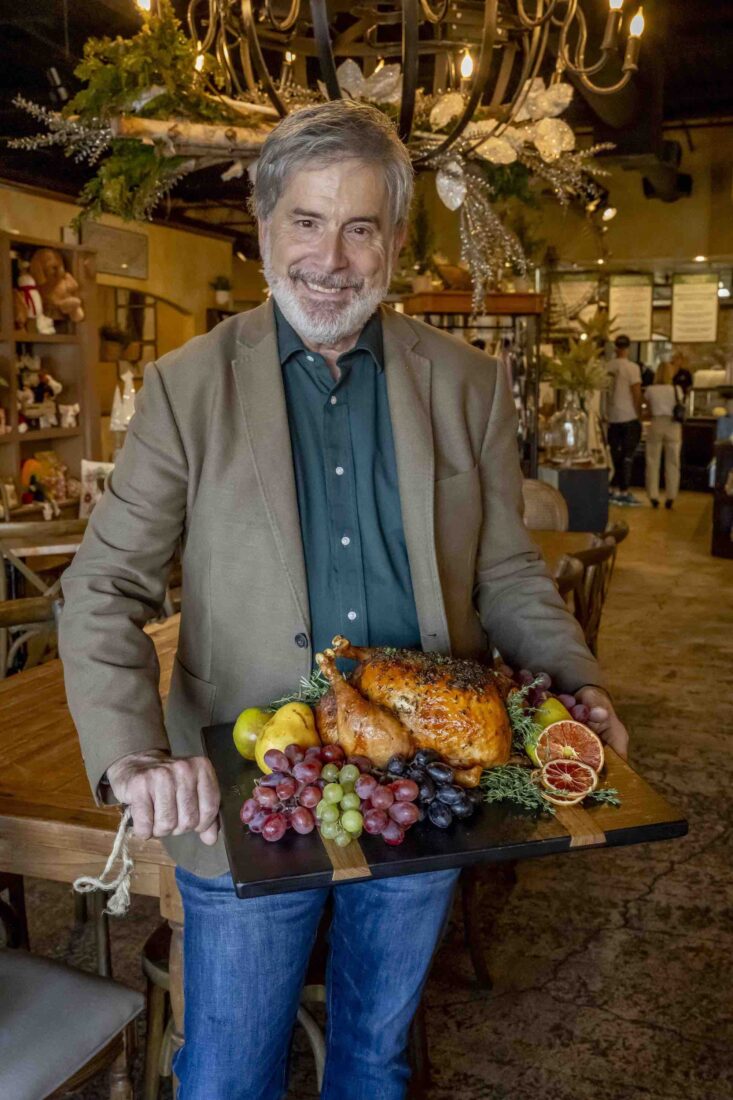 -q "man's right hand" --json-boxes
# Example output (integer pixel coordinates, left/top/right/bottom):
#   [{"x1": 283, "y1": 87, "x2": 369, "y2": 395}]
[{"x1": 106, "y1": 750, "x2": 221, "y2": 845}]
